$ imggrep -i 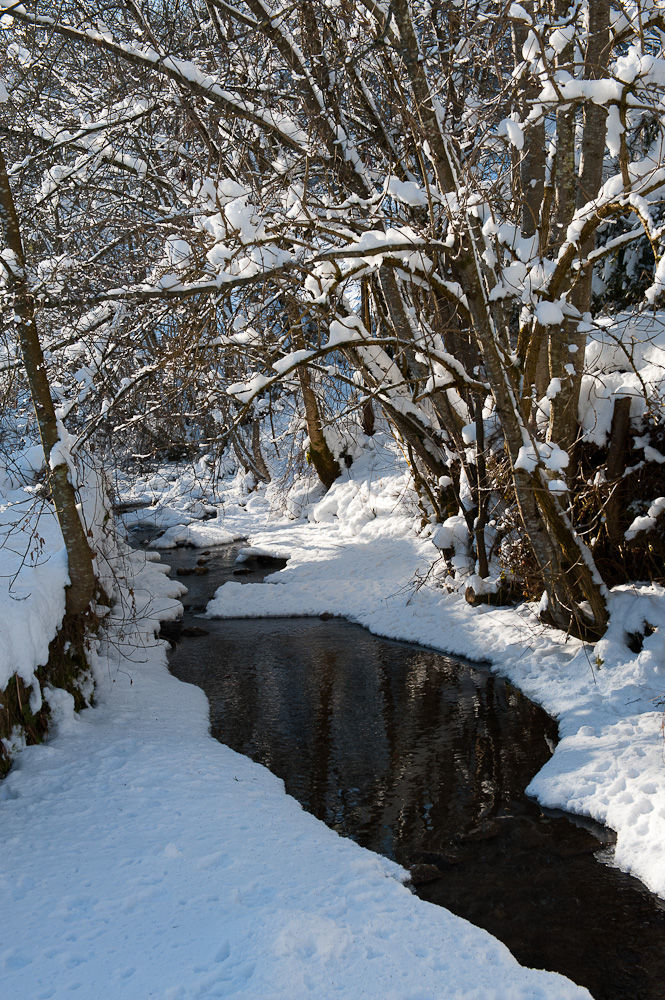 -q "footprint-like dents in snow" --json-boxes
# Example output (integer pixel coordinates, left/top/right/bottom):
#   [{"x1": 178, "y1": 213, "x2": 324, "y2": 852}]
[
  {"x1": 3, "y1": 949, "x2": 32, "y2": 970},
  {"x1": 122, "y1": 887, "x2": 158, "y2": 912},
  {"x1": 65, "y1": 953, "x2": 86, "y2": 969},
  {"x1": 214, "y1": 940, "x2": 231, "y2": 963},
  {"x1": 194, "y1": 850, "x2": 227, "y2": 871},
  {"x1": 208, "y1": 958, "x2": 256, "y2": 989},
  {"x1": 630, "y1": 798, "x2": 654, "y2": 818}
]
